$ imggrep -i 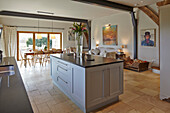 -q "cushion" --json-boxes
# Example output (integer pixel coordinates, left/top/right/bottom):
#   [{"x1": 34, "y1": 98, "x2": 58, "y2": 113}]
[
  {"x1": 91, "y1": 48, "x2": 100, "y2": 55},
  {"x1": 124, "y1": 56, "x2": 131, "y2": 62},
  {"x1": 100, "y1": 50, "x2": 107, "y2": 57},
  {"x1": 134, "y1": 59, "x2": 147, "y2": 63},
  {"x1": 131, "y1": 62, "x2": 140, "y2": 68},
  {"x1": 98, "y1": 47, "x2": 117, "y2": 53},
  {"x1": 106, "y1": 52, "x2": 116, "y2": 59}
]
